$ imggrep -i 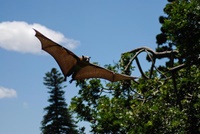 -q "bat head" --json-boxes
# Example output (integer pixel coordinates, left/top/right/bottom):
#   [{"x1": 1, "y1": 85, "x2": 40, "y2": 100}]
[{"x1": 81, "y1": 55, "x2": 91, "y2": 62}]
